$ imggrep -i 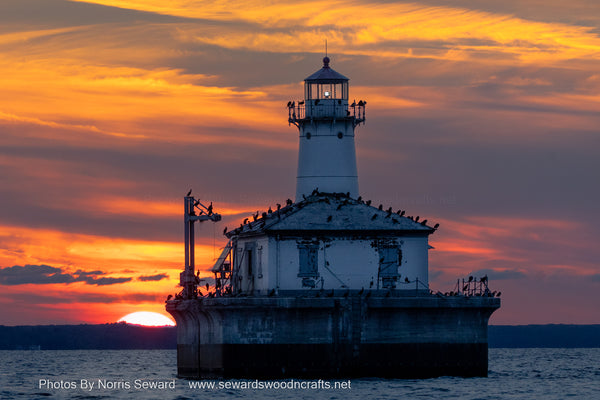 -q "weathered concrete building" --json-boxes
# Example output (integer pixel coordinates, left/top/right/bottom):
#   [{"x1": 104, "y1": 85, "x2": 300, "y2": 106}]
[{"x1": 167, "y1": 57, "x2": 500, "y2": 379}]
